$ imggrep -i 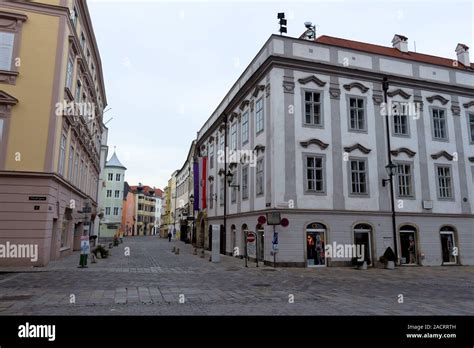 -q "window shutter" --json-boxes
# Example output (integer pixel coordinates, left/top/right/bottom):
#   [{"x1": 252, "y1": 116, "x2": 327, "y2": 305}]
[{"x1": 0, "y1": 32, "x2": 14, "y2": 71}]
